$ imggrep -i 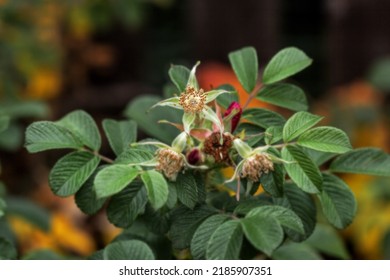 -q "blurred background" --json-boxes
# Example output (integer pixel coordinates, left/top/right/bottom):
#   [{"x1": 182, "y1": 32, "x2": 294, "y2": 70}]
[{"x1": 0, "y1": 0, "x2": 390, "y2": 259}]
